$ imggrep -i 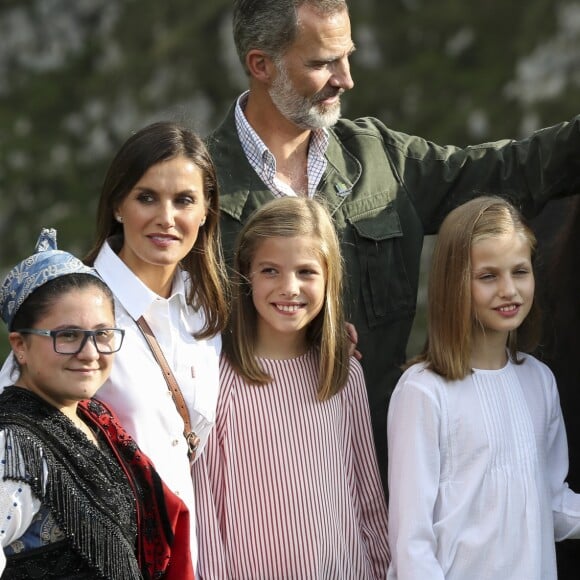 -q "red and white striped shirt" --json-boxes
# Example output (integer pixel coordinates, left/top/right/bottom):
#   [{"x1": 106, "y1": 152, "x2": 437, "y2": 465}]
[{"x1": 193, "y1": 350, "x2": 390, "y2": 579}]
